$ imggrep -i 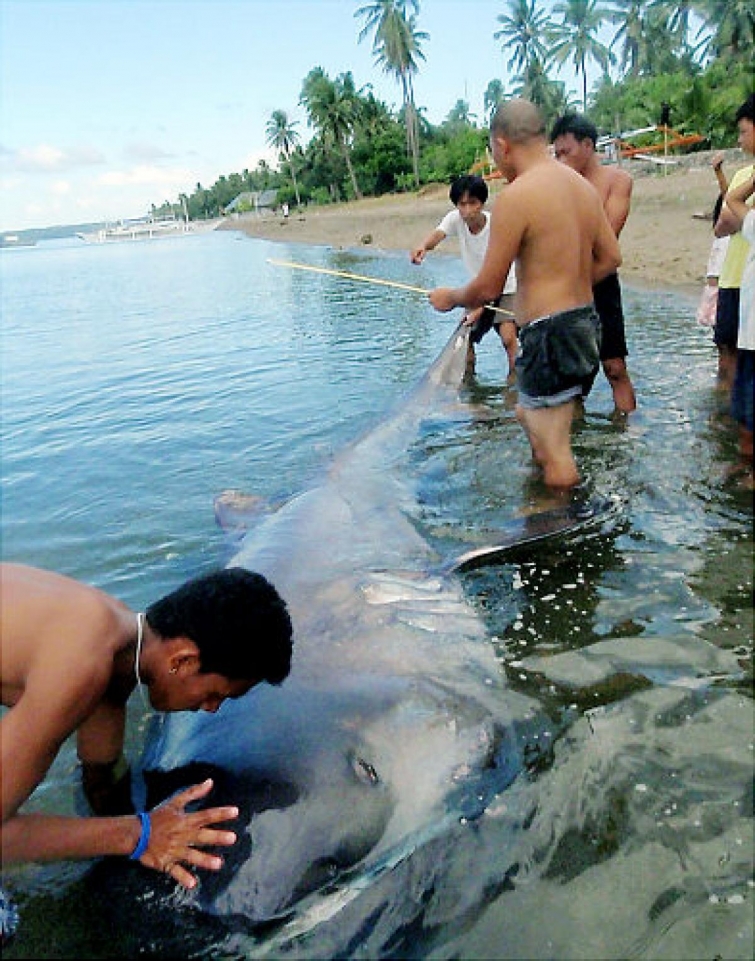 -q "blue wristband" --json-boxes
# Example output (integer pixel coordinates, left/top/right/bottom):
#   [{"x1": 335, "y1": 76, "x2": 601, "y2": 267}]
[{"x1": 129, "y1": 811, "x2": 151, "y2": 860}]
